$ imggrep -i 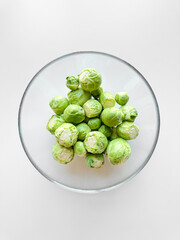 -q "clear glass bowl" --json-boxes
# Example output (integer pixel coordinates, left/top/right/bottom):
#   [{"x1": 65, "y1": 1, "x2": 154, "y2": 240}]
[{"x1": 18, "y1": 51, "x2": 160, "y2": 193}]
